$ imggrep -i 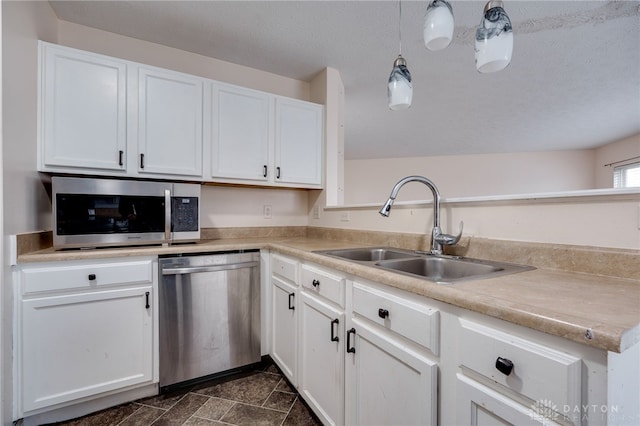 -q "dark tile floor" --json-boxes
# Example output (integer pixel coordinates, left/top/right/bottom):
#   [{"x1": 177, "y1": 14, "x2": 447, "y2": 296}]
[{"x1": 50, "y1": 361, "x2": 322, "y2": 426}]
